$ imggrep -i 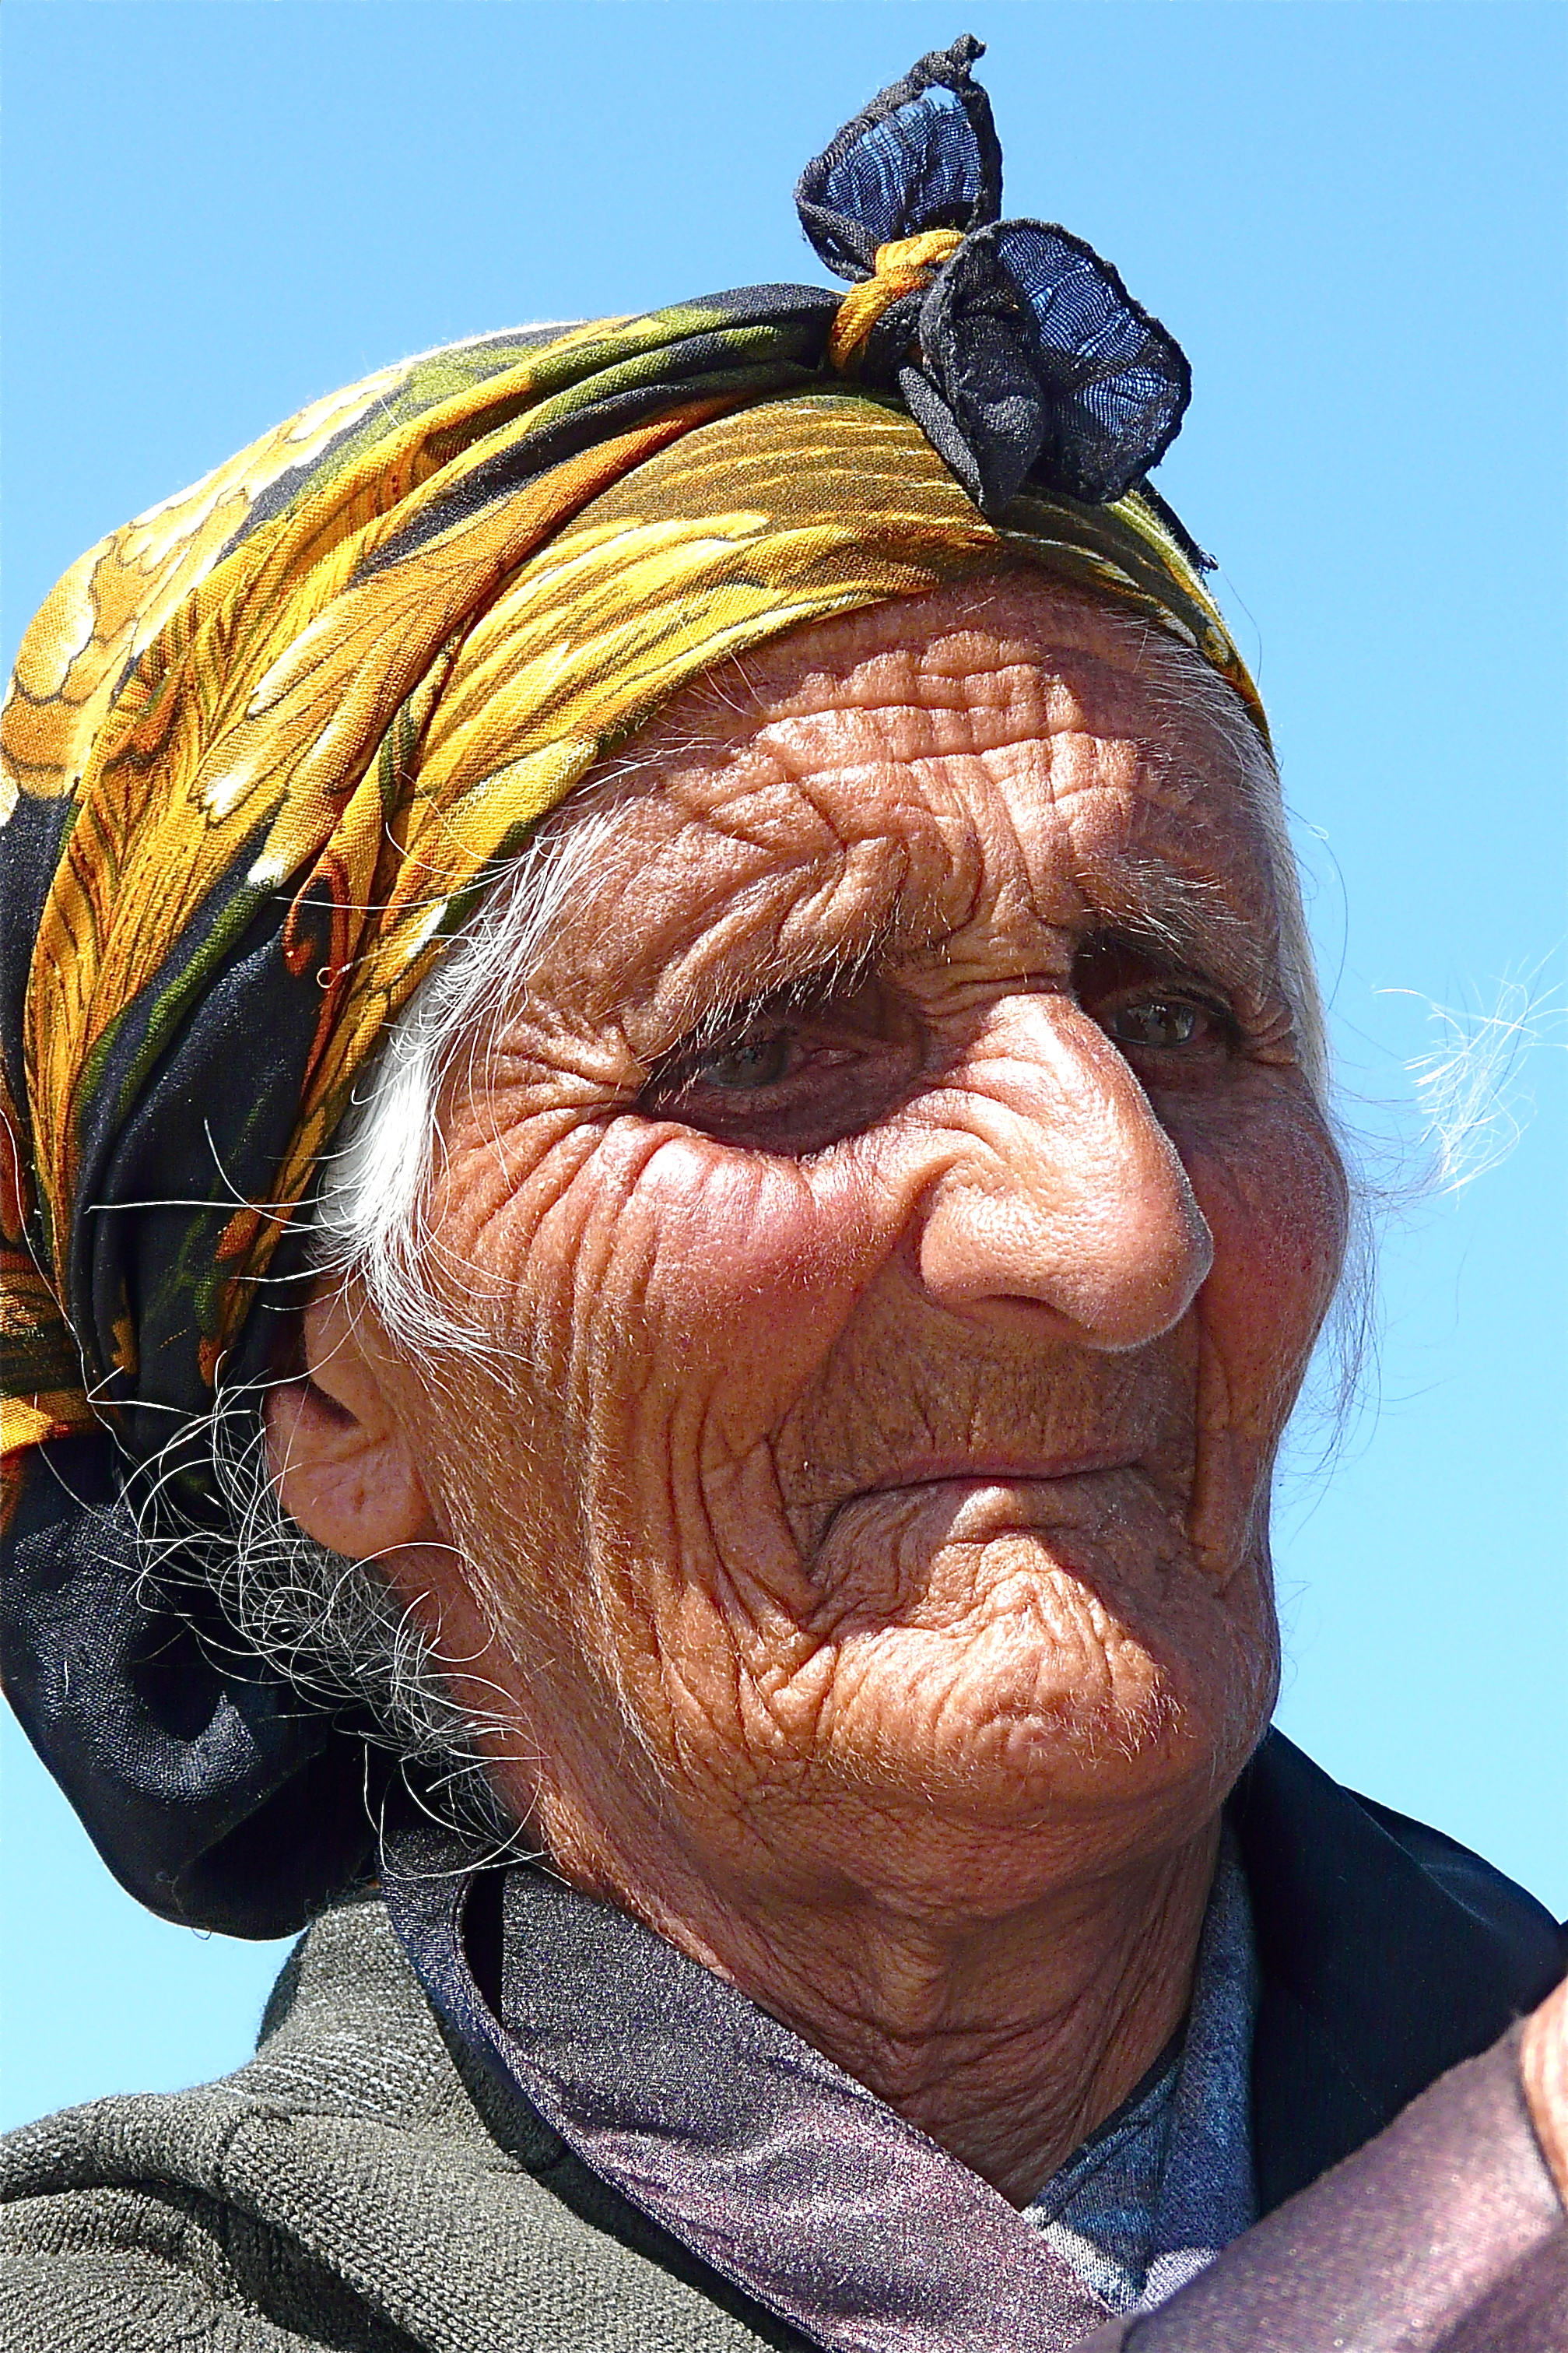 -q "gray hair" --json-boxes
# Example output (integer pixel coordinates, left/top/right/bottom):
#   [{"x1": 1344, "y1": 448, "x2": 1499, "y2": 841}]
[
  {"x1": 201, "y1": 612, "x2": 1339, "y2": 1771},
  {"x1": 200, "y1": 795, "x2": 628, "y2": 1777}
]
